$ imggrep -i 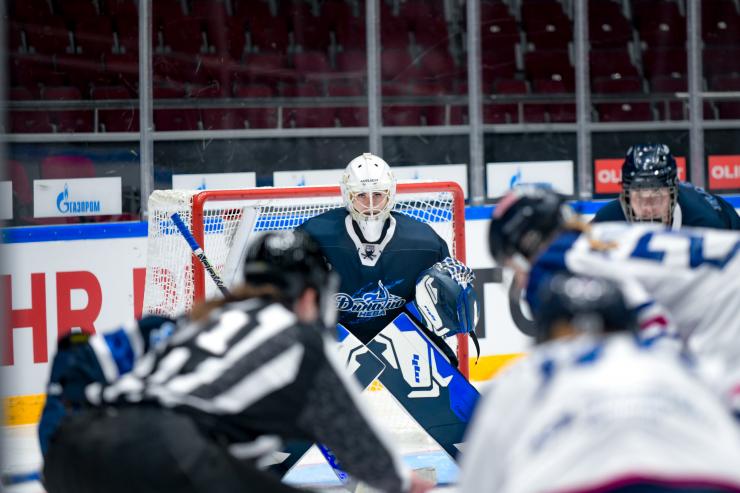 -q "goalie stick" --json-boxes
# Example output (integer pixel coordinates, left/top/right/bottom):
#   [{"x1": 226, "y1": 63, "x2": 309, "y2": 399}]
[
  {"x1": 170, "y1": 215, "x2": 357, "y2": 486},
  {"x1": 170, "y1": 212, "x2": 230, "y2": 297}
]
